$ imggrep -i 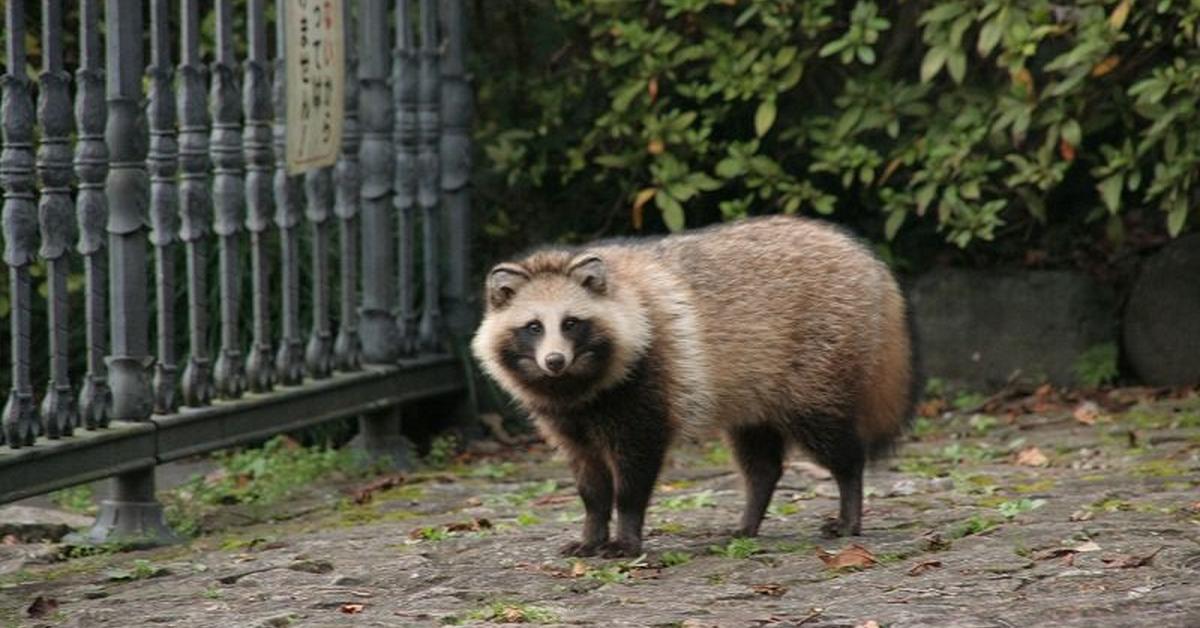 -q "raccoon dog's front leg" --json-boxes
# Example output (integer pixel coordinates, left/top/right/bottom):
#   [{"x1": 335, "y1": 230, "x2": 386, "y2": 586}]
[
  {"x1": 560, "y1": 452, "x2": 612, "y2": 557},
  {"x1": 600, "y1": 439, "x2": 667, "y2": 558}
]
